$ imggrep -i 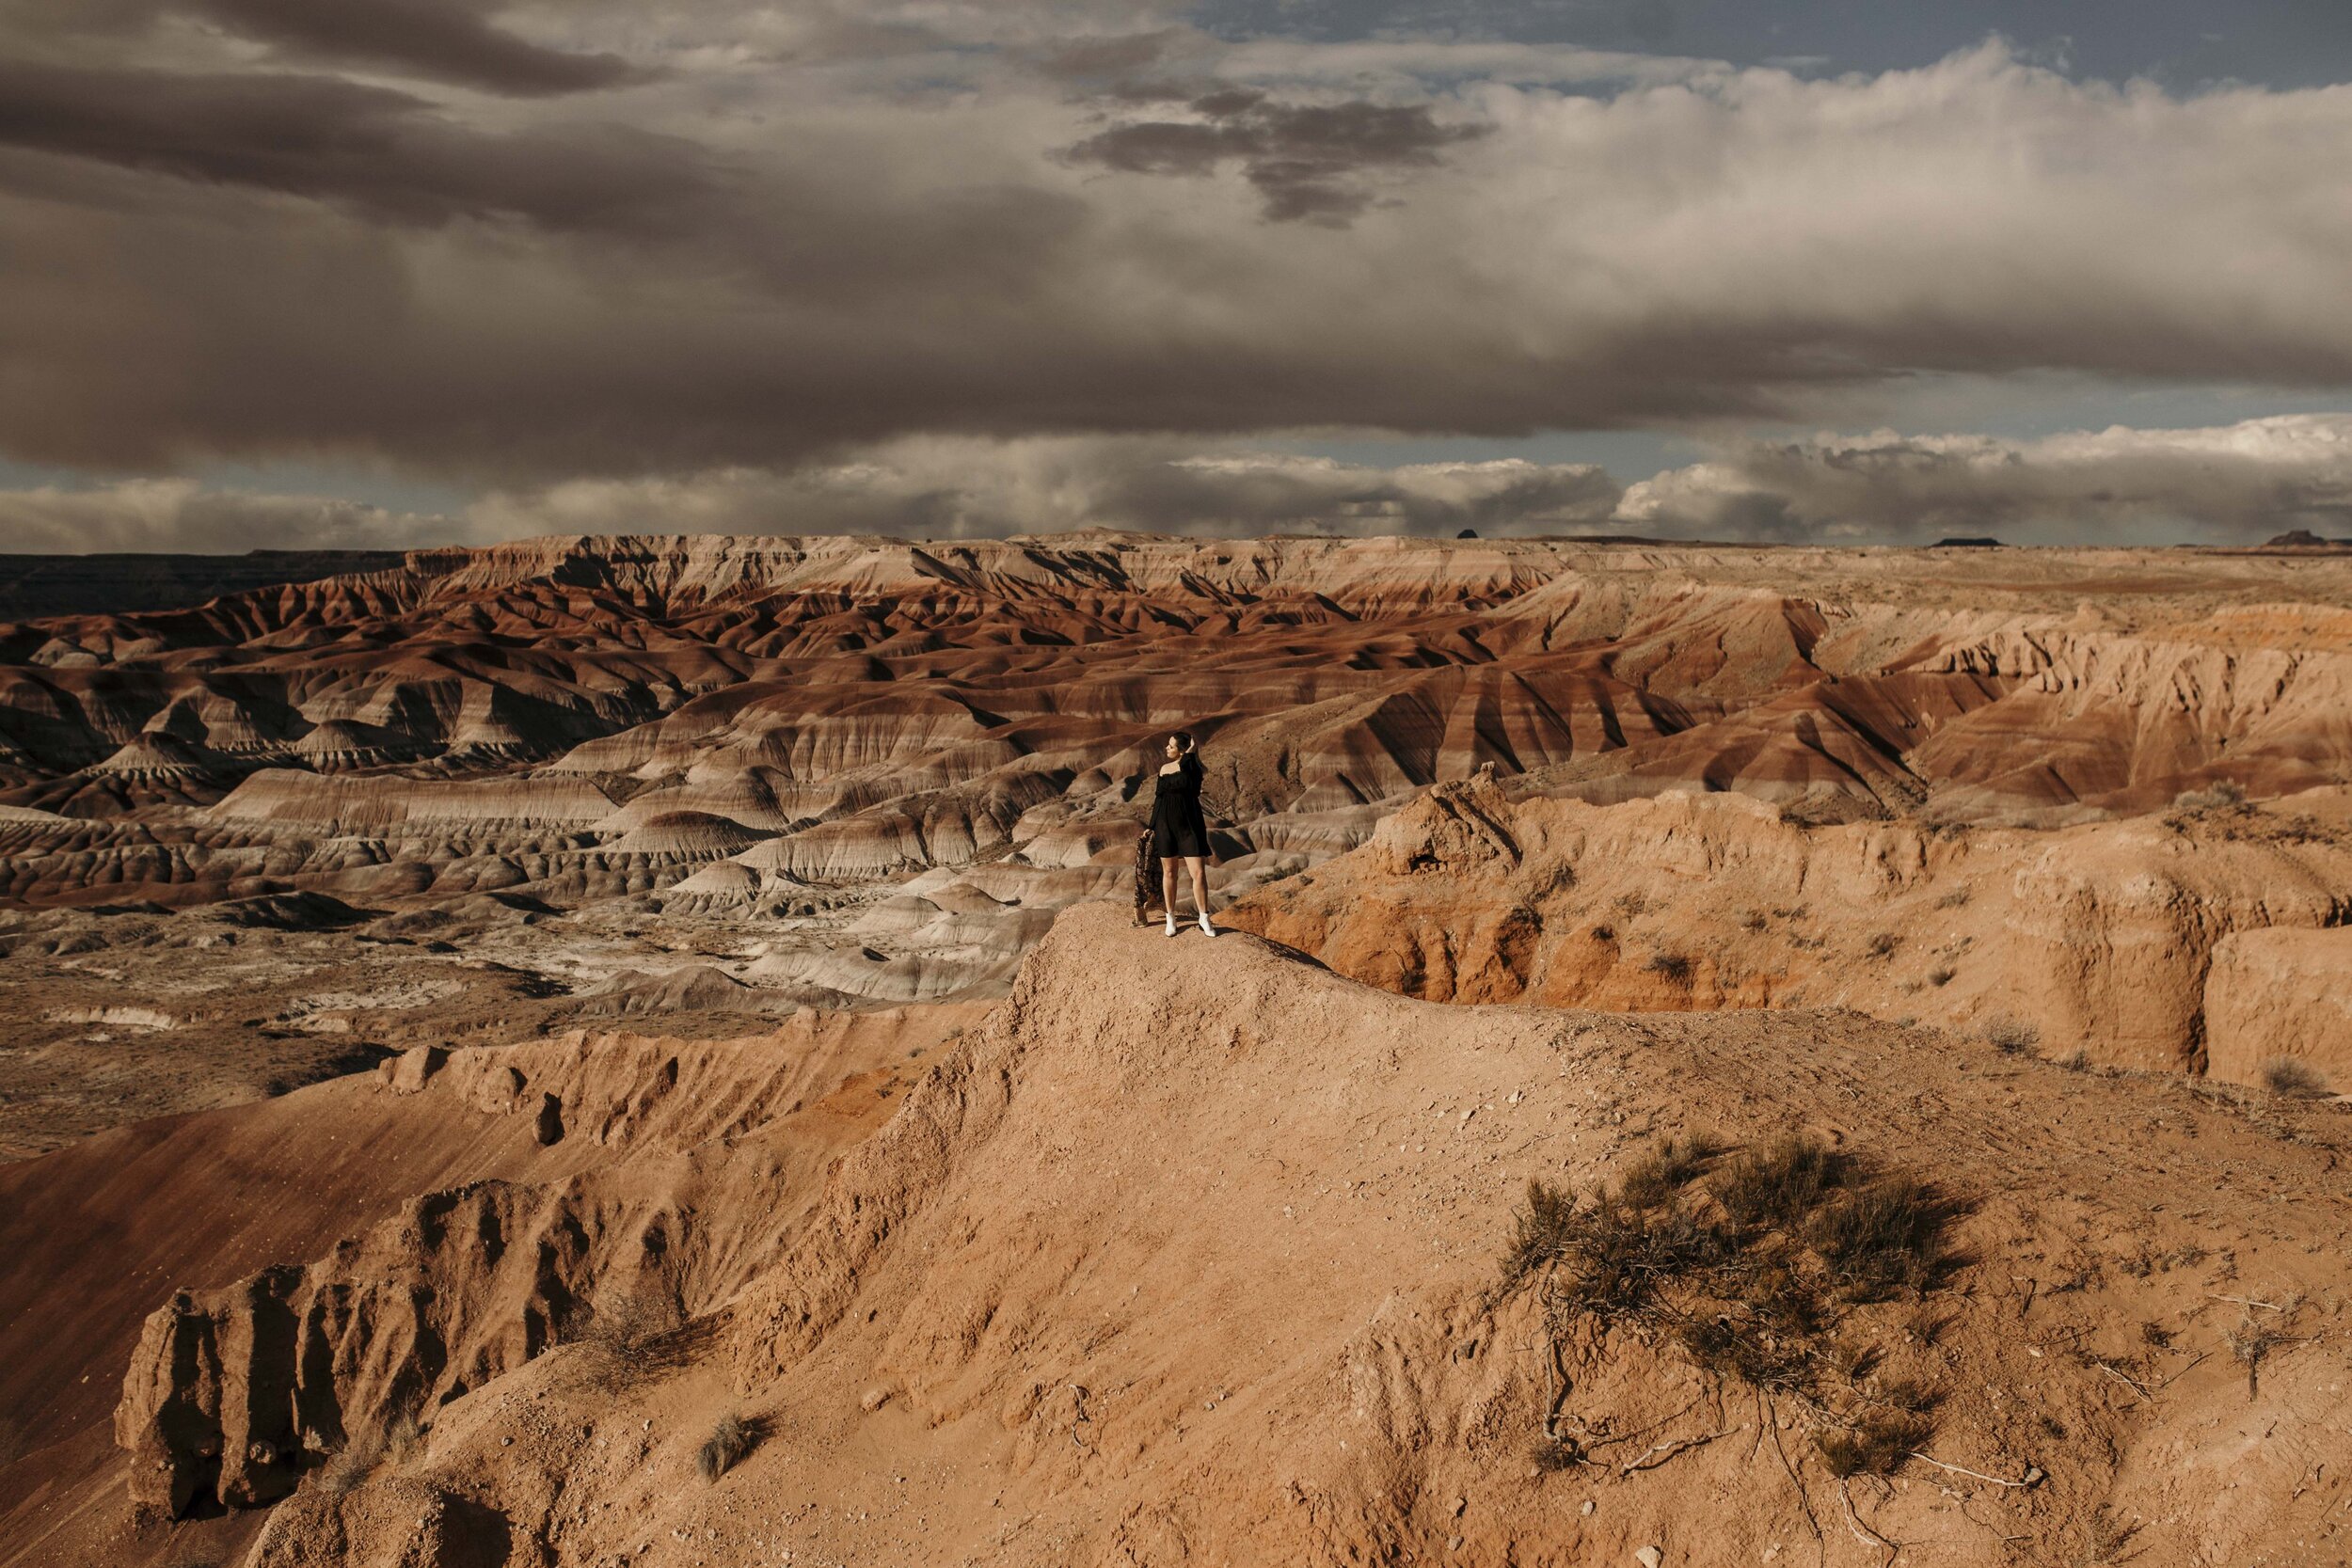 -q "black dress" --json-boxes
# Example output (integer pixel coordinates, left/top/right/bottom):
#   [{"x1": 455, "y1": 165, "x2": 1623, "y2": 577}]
[{"x1": 1149, "y1": 752, "x2": 1211, "y2": 858}]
